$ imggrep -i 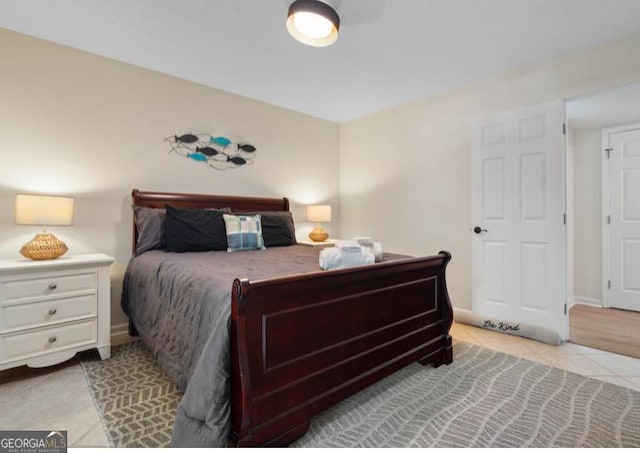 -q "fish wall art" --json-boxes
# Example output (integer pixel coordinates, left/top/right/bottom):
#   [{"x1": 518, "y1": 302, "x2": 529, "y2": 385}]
[{"x1": 165, "y1": 133, "x2": 257, "y2": 170}]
